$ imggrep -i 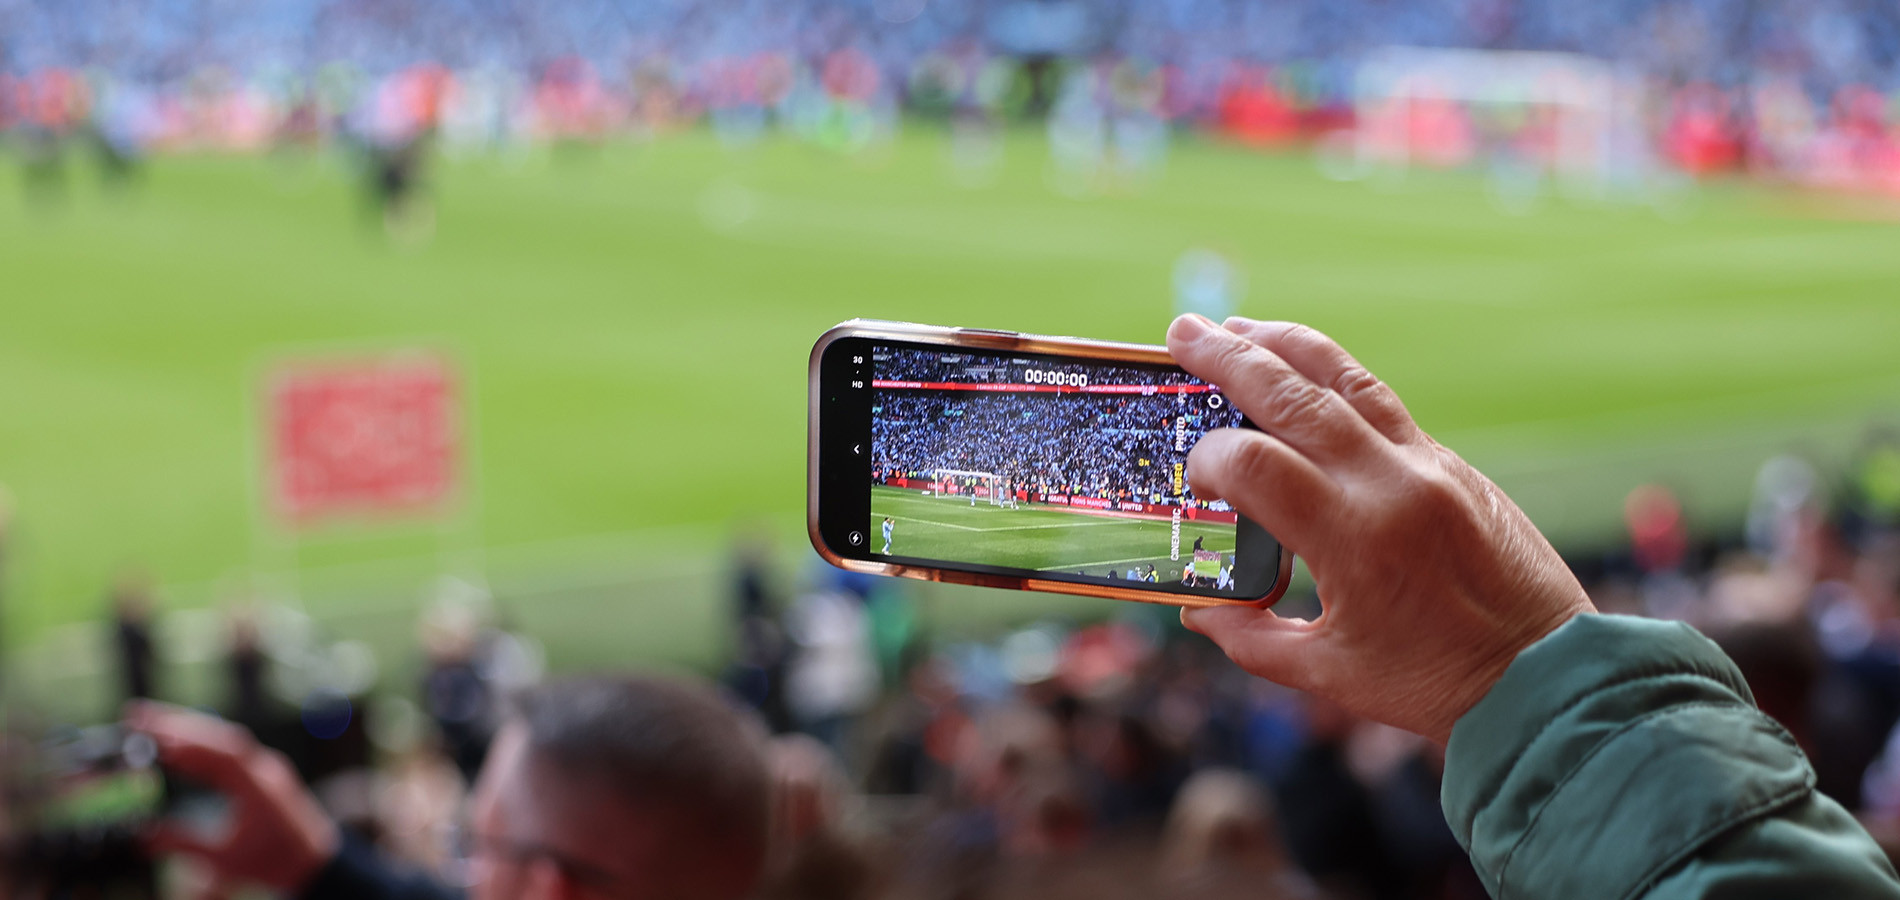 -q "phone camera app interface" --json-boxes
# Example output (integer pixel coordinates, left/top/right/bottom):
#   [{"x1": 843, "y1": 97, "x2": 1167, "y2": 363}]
[{"x1": 868, "y1": 345, "x2": 1245, "y2": 593}]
